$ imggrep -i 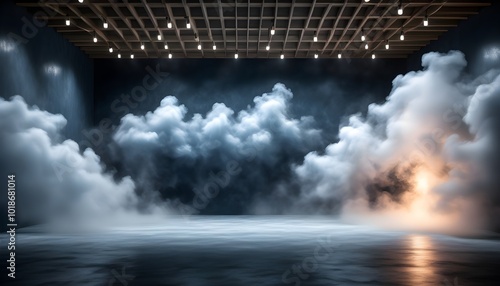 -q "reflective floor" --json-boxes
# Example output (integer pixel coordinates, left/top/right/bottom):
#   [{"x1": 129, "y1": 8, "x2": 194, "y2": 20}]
[{"x1": 1, "y1": 216, "x2": 500, "y2": 286}]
